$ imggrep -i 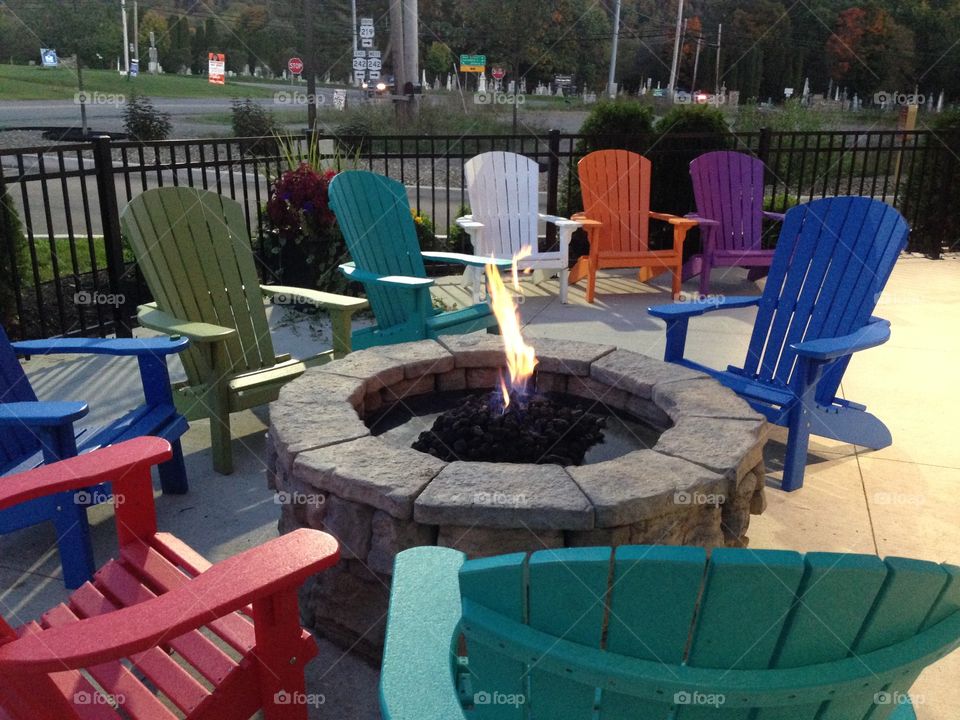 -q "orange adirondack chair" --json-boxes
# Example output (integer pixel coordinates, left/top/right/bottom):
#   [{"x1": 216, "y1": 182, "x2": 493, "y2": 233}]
[
  {"x1": 0, "y1": 437, "x2": 340, "y2": 720},
  {"x1": 571, "y1": 149, "x2": 698, "y2": 302}
]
